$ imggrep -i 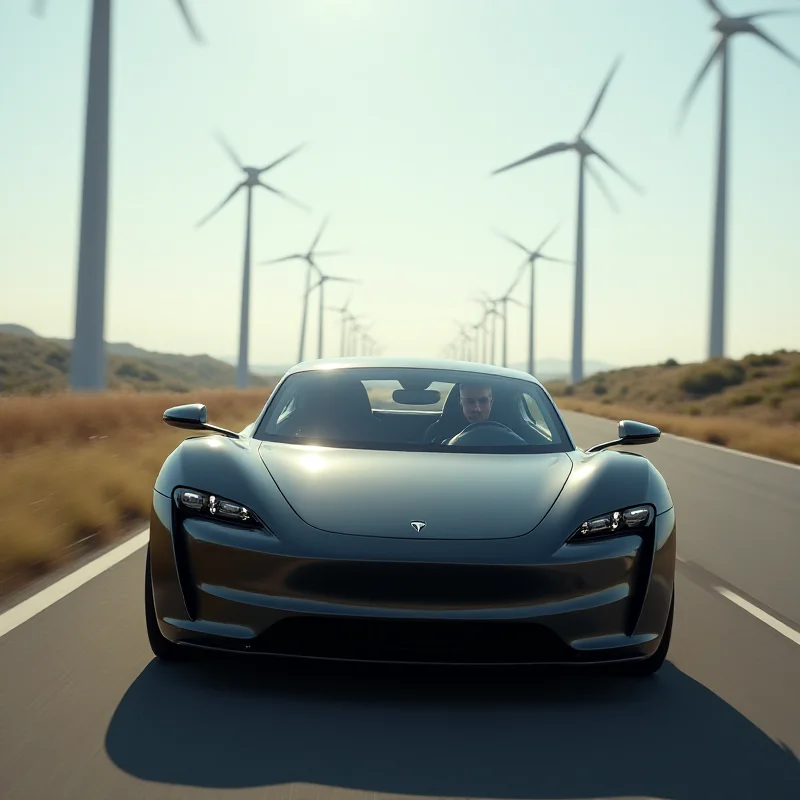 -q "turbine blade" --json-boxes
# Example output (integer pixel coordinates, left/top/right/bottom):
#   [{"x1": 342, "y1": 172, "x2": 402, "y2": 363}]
[
  {"x1": 752, "y1": 26, "x2": 800, "y2": 68},
  {"x1": 309, "y1": 215, "x2": 329, "y2": 253},
  {"x1": 491, "y1": 142, "x2": 572, "y2": 176},
  {"x1": 259, "y1": 142, "x2": 307, "y2": 174},
  {"x1": 214, "y1": 131, "x2": 243, "y2": 170},
  {"x1": 195, "y1": 181, "x2": 245, "y2": 228},
  {"x1": 578, "y1": 55, "x2": 623, "y2": 135},
  {"x1": 312, "y1": 249, "x2": 348, "y2": 257},
  {"x1": 257, "y1": 180, "x2": 311, "y2": 212},
  {"x1": 745, "y1": 9, "x2": 800, "y2": 21},
  {"x1": 507, "y1": 297, "x2": 527, "y2": 309},
  {"x1": 586, "y1": 161, "x2": 620, "y2": 213},
  {"x1": 260, "y1": 254, "x2": 304, "y2": 264},
  {"x1": 590, "y1": 146, "x2": 644, "y2": 194},
  {"x1": 677, "y1": 40, "x2": 724, "y2": 130},
  {"x1": 174, "y1": 0, "x2": 204, "y2": 43},
  {"x1": 538, "y1": 254, "x2": 572, "y2": 265},
  {"x1": 326, "y1": 276, "x2": 360, "y2": 283},
  {"x1": 534, "y1": 221, "x2": 561, "y2": 253},
  {"x1": 495, "y1": 230, "x2": 532, "y2": 255},
  {"x1": 703, "y1": 0, "x2": 725, "y2": 13}
]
